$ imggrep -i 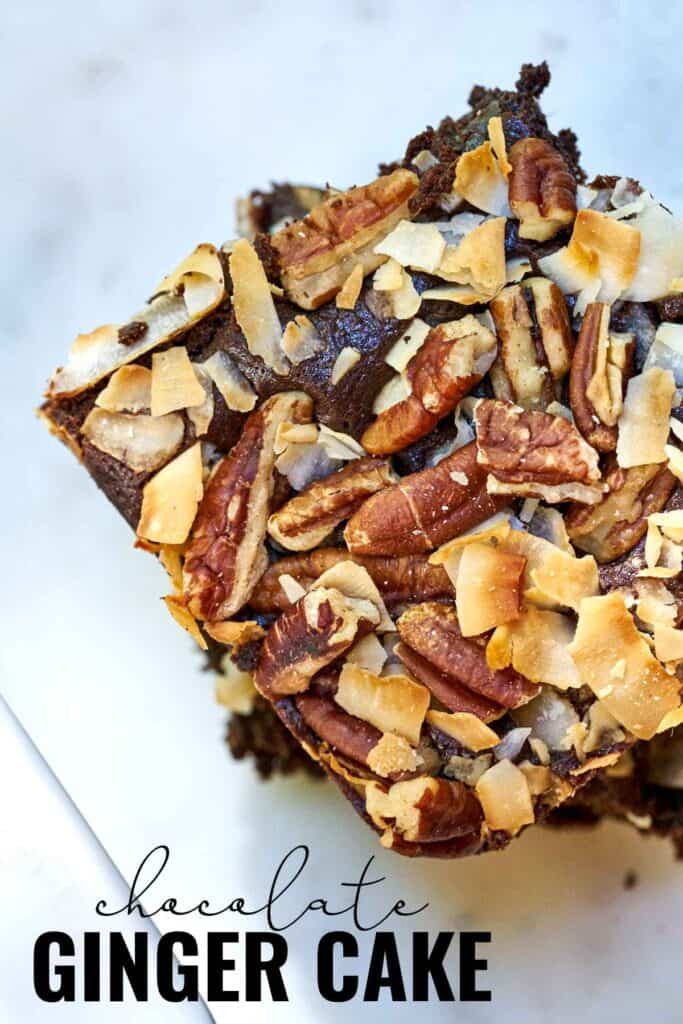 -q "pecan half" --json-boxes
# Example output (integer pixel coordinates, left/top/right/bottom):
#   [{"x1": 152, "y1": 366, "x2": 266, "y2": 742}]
[
  {"x1": 566, "y1": 459, "x2": 677, "y2": 562},
  {"x1": 344, "y1": 441, "x2": 505, "y2": 556},
  {"x1": 361, "y1": 316, "x2": 497, "y2": 455},
  {"x1": 397, "y1": 603, "x2": 539, "y2": 709},
  {"x1": 396, "y1": 642, "x2": 503, "y2": 722},
  {"x1": 489, "y1": 278, "x2": 573, "y2": 409},
  {"x1": 267, "y1": 457, "x2": 396, "y2": 551},
  {"x1": 183, "y1": 392, "x2": 312, "y2": 620},
  {"x1": 475, "y1": 399, "x2": 604, "y2": 504},
  {"x1": 508, "y1": 137, "x2": 577, "y2": 241},
  {"x1": 254, "y1": 586, "x2": 378, "y2": 698},
  {"x1": 295, "y1": 692, "x2": 381, "y2": 767},
  {"x1": 250, "y1": 548, "x2": 454, "y2": 614},
  {"x1": 365, "y1": 776, "x2": 483, "y2": 844},
  {"x1": 296, "y1": 693, "x2": 421, "y2": 779},
  {"x1": 569, "y1": 302, "x2": 635, "y2": 452},
  {"x1": 271, "y1": 170, "x2": 418, "y2": 309}
]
